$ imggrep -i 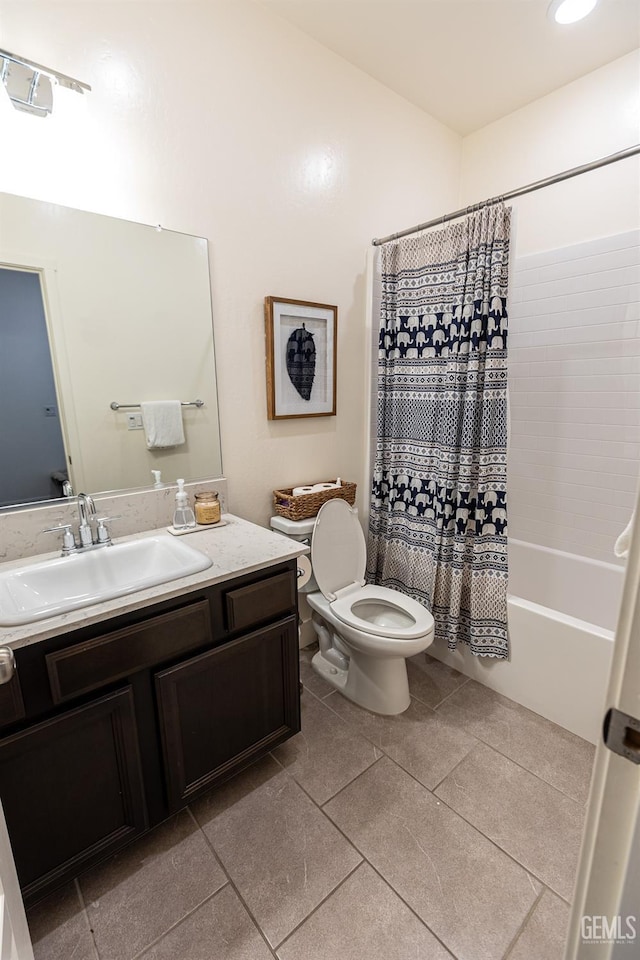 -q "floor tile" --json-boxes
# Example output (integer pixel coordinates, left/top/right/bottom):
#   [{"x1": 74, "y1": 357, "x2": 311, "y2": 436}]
[
  {"x1": 139, "y1": 885, "x2": 273, "y2": 960},
  {"x1": 407, "y1": 653, "x2": 469, "y2": 708},
  {"x1": 324, "y1": 757, "x2": 540, "y2": 960},
  {"x1": 435, "y1": 743, "x2": 585, "y2": 901},
  {"x1": 272, "y1": 691, "x2": 381, "y2": 803},
  {"x1": 277, "y1": 862, "x2": 453, "y2": 960},
  {"x1": 435, "y1": 679, "x2": 595, "y2": 802},
  {"x1": 79, "y1": 810, "x2": 227, "y2": 960},
  {"x1": 508, "y1": 889, "x2": 570, "y2": 960},
  {"x1": 27, "y1": 882, "x2": 98, "y2": 960},
  {"x1": 325, "y1": 691, "x2": 477, "y2": 790},
  {"x1": 192, "y1": 765, "x2": 361, "y2": 948},
  {"x1": 299, "y1": 645, "x2": 334, "y2": 699}
]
